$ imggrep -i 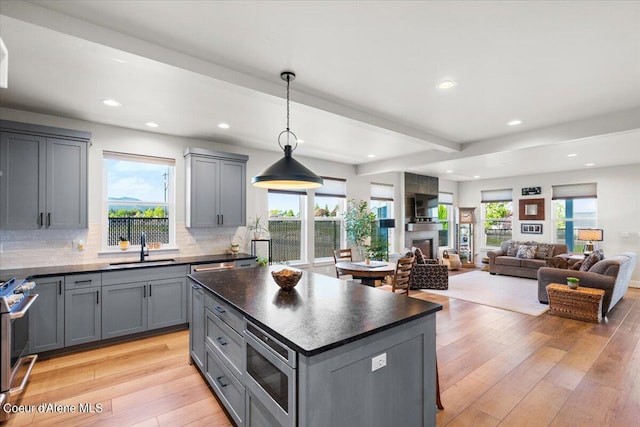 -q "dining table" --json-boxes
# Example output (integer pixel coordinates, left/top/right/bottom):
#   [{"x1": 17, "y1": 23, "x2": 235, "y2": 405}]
[{"x1": 334, "y1": 260, "x2": 397, "y2": 287}]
